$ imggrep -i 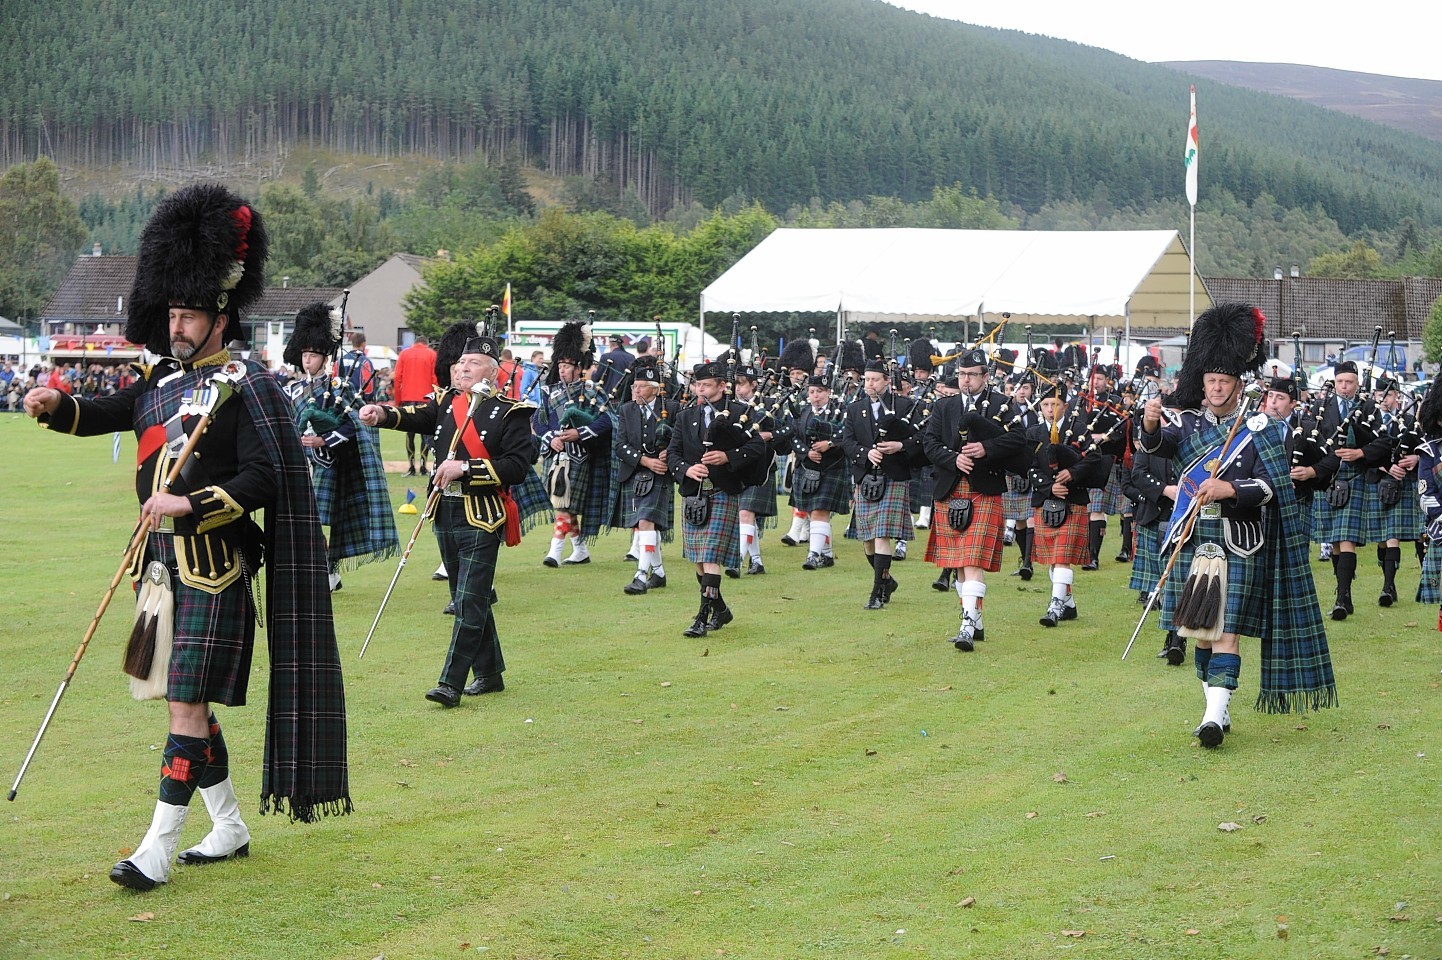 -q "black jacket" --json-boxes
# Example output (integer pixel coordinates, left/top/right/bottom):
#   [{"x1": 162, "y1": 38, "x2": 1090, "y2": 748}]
[{"x1": 923, "y1": 388, "x2": 1030, "y2": 499}]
